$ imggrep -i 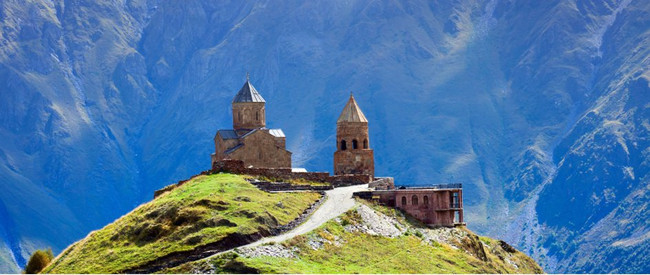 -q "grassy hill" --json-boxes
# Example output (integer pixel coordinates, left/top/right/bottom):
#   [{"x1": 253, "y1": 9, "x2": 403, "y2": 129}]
[
  {"x1": 42, "y1": 172, "x2": 542, "y2": 274},
  {"x1": 43, "y1": 174, "x2": 321, "y2": 273},
  {"x1": 166, "y1": 202, "x2": 543, "y2": 274}
]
